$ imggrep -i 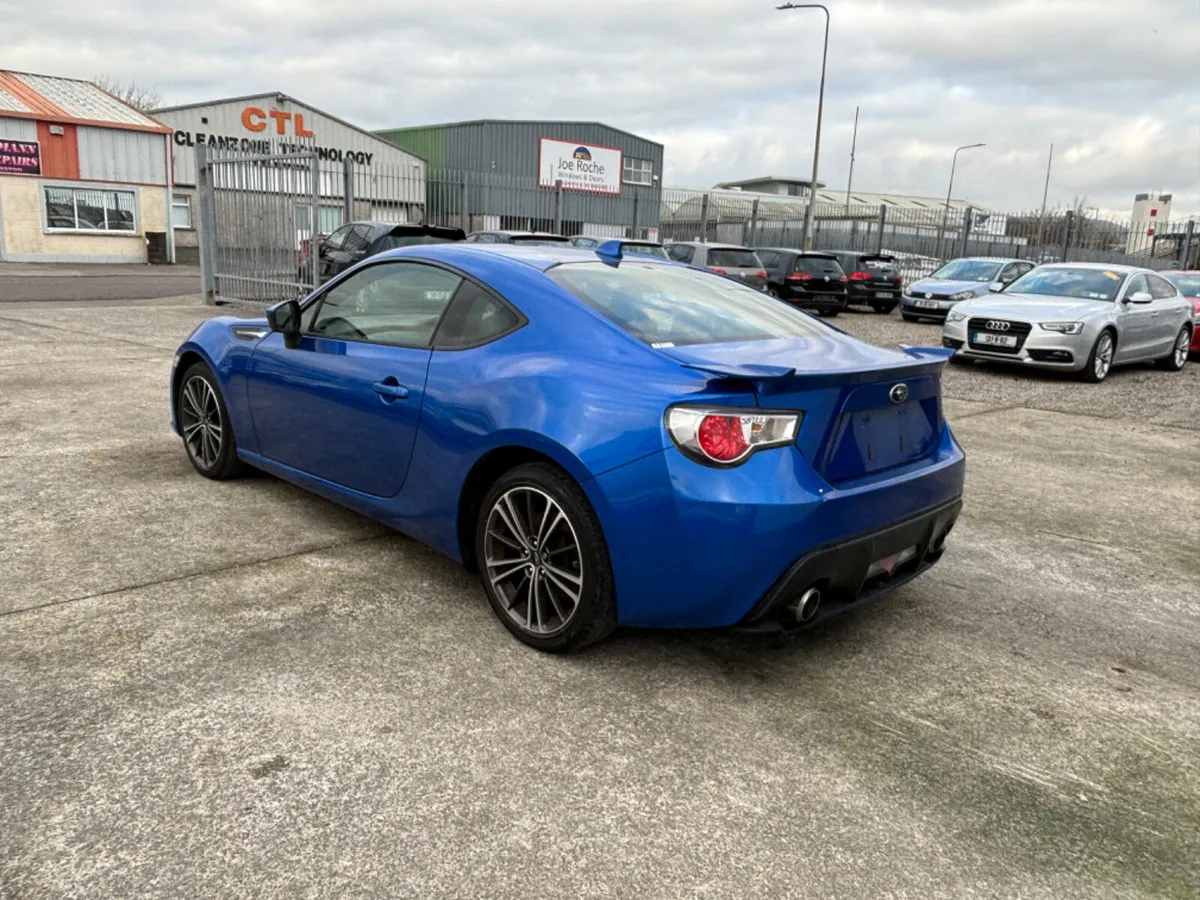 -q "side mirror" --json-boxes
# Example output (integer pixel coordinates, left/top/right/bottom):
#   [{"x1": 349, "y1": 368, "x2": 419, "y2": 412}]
[
  {"x1": 1126, "y1": 291, "x2": 1153, "y2": 305},
  {"x1": 267, "y1": 299, "x2": 301, "y2": 347},
  {"x1": 988, "y1": 281, "x2": 1005, "y2": 293}
]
